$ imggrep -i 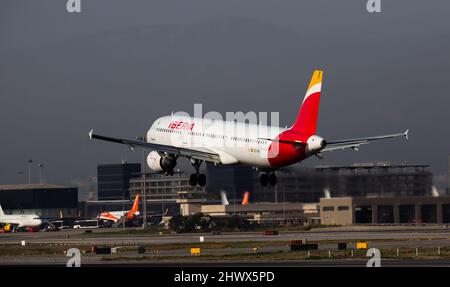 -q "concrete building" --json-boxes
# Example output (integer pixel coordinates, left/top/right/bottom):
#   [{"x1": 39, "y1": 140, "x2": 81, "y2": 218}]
[
  {"x1": 177, "y1": 191, "x2": 208, "y2": 216},
  {"x1": 0, "y1": 184, "x2": 78, "y2": 217},
  {"x1": 129, "y1": 171, "x2": 205, "y2": 202},
  {"x1": 179, "y1": 201, "x2": 319, "y2": 226},
  {"x1": 97, "y1": 162, "x2": 141, "y2": 200},
  {"x1": 315, "y1": 163, "x2": 432, "y2": 197},
  {"x1": 83, "y1": 171, "x2": 205, "y2": 220},
  {"x1": 206, "y1": 163, "x2": 254, "y2": 201},
  {"x1": 255, "y1": 163, "x2": 432, "y2": 203},
  {"x1": 206, "y1": 163, "x2": 433, "y2": 203},
  {"x1": 320, "y1": 196, "x2": 450, "y2": 225}
]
